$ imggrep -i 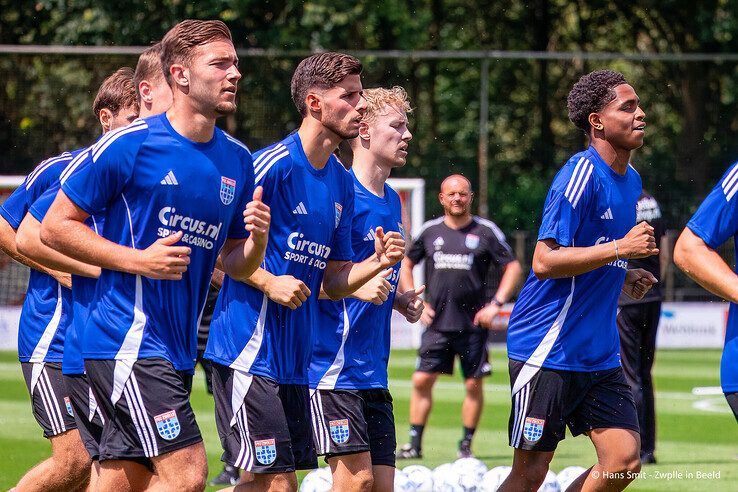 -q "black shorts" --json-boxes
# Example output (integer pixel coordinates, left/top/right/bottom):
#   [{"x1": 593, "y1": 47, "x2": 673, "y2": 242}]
[
  {"x1": 508, "y1": 359, "x2": 639, "y2": 452},
  {"x1": 64, "y1": 373, "x2": 105, "y2": 460},
  {"x1": 726, "y1": 392, "x2": 738, "y2": 422},
  {"x1": 21, "y1": 362, "x2": 77, "y2": 438},
  {"x1": 85, "y1": 358, "x2": 201, "y2": 462},
  {"x1": 416, "y1": 329, "x2": 491, "y2": 378},
  {"x1": 211, "y1": 363, "x2": 317, "y2": 474},
  {"x1": 310, "y1": 388, "x2": 396, "y2": 467}
]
